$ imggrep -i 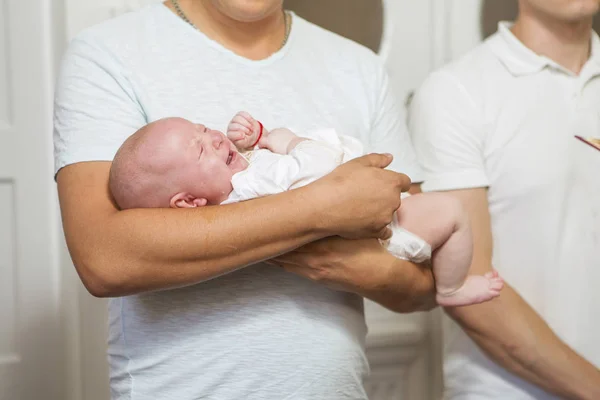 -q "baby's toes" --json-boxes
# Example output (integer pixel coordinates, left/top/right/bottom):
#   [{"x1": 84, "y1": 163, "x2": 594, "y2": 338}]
[
  {"x1": 489, "y1": 277, "x2": 504, "y2": 292},
  {"x1": 484, "y1": 270, "x2": 500, "y2": 280}
]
